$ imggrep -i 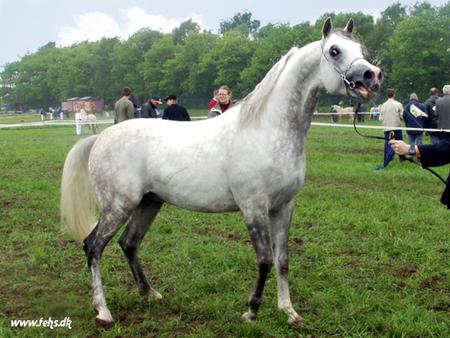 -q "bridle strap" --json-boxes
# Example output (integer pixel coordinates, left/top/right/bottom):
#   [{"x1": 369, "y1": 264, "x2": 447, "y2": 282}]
[{"x1": 321, "y1": 46, "x2": 363, "y2": 92}]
